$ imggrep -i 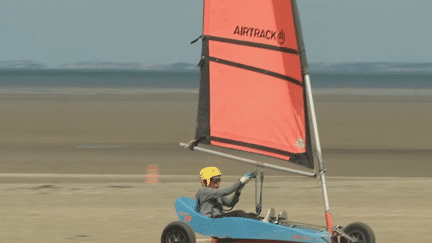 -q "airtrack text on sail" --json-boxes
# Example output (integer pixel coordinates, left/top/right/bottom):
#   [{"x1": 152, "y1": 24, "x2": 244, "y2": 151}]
[{"x1": 233, "y1": 26, "x2": 277, "y2": 40}]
